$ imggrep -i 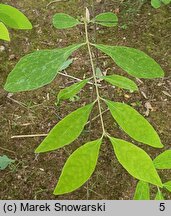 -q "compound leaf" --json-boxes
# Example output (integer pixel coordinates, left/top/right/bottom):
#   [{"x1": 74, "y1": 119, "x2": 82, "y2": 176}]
[
  {"x1": 0, "y1": 155, "x2": 15, "y2": 170},
  {"x1": 93, "y1": 44, "x2": 164, "y2": 78},
  {"x1": 4, "y1": 43, "x2": 84, "y2": 92},
  {"x1": 163, "y1": 181, "x2": 171, "y2": 192},
  {"x1": 35, "y1": 103, "x2": 94, "y2": 153},
  {"x1": 0, "y1": 4, "x2": 32, "y2": 29},
  {"x1": 0, "y1": 22, "x2": 10, "y2": 41},
  {"x1": 105, "y1": 100, "x2": 163, "y2": 148},
  {"x1": 93, "y1": 12, "x2": 118, "y2": 27},
  {"x1": 153, "y1": 150, "x2": 171, "y2": 169},
  {"x1": 110, "y1": 137, "x2": 163, "y2": 187},
  {"x1": 53, "y1": 13, "x2": 81, "y2": 29},
  {"x1": 134, "y1": 181, "x2": 150, "y2": 200},
  {"x1": 155, "y1": 189, "x2": 164, "y2": 200},
  {"x1": 102, "y1": 75, "x2": 138, "y2": 91},
  {"x1": 54, "y1": 139, "x2": 102, "y2": 195},
  {"x1": 57, "y1": 79, "x2": 89, "y2": 102}
]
